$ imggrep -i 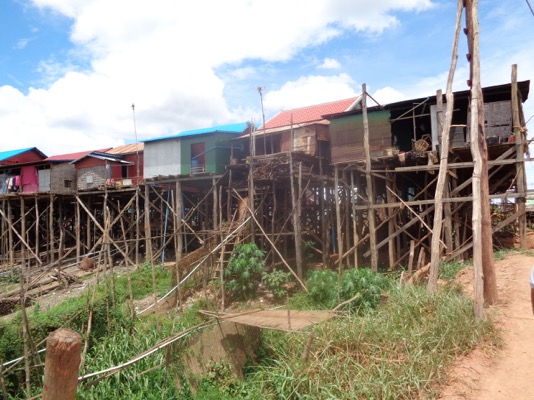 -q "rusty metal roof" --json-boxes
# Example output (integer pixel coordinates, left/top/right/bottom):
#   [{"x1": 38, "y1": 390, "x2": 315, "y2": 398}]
[{"x1": 106, "y1": 143, "x2": 144, "y2": 155}]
